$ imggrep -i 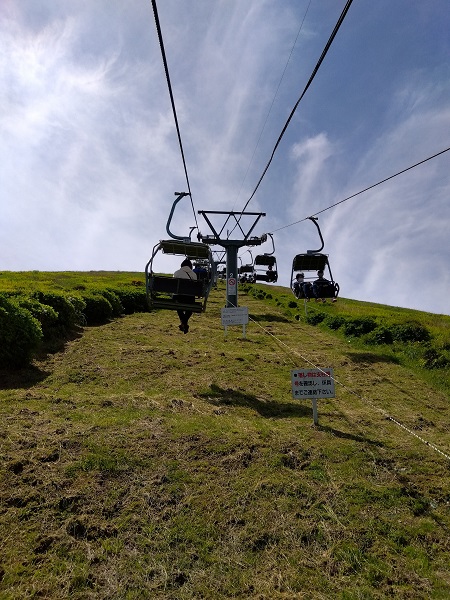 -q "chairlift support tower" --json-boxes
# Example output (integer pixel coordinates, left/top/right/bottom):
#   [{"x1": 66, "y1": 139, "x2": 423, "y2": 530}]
[{"x1": 198, "y1": 211, "x2": 266, "y2": 308}]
